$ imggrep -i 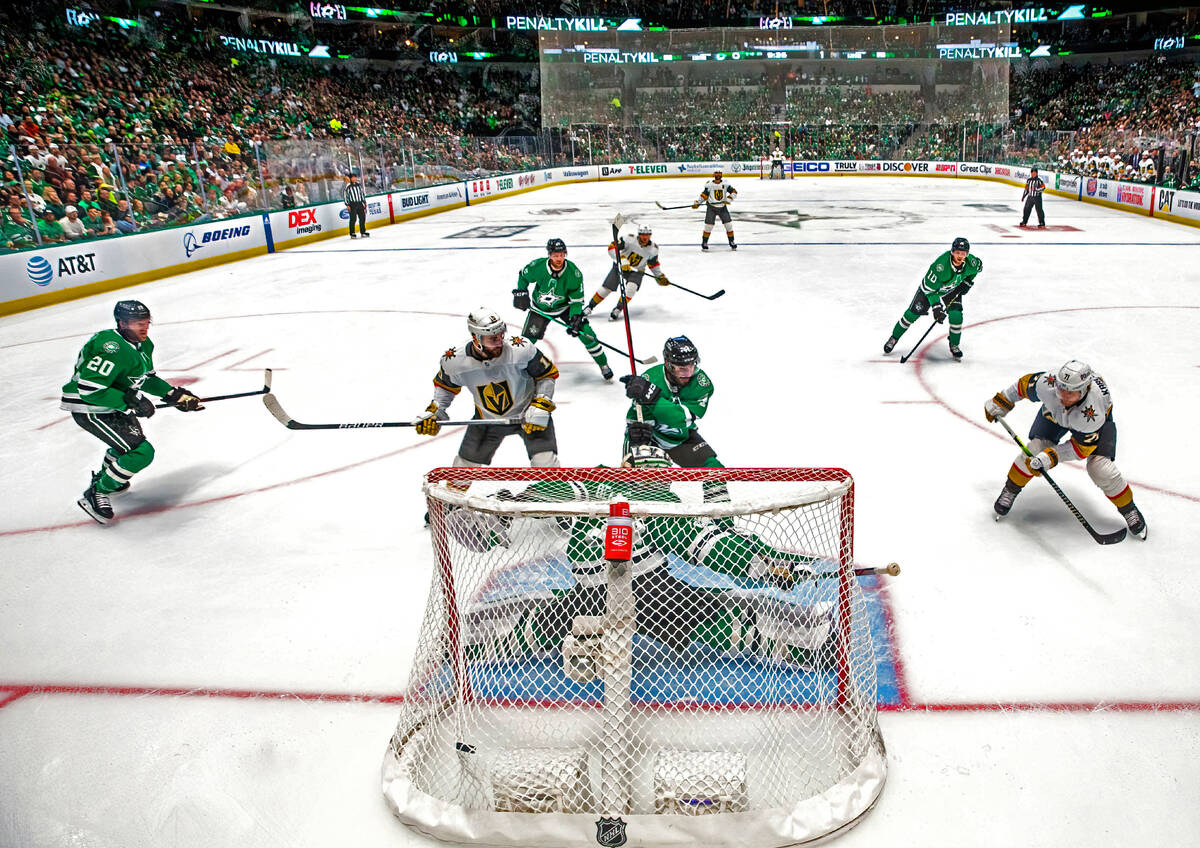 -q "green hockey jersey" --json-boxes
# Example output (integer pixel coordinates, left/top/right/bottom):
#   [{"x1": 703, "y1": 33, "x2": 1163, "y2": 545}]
[
  {"x1": 625, "y1": 364, "x2": 714, "y2": 449},
  {"x1": 516, "y1": 257, "x2": 585, "y2": 318},
  {"x1": 921, "y1": 250, "x2": 982, "y2": 306},
  {"x1": 60, "y1": 329, "x2": 172, "y2": 414}
]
